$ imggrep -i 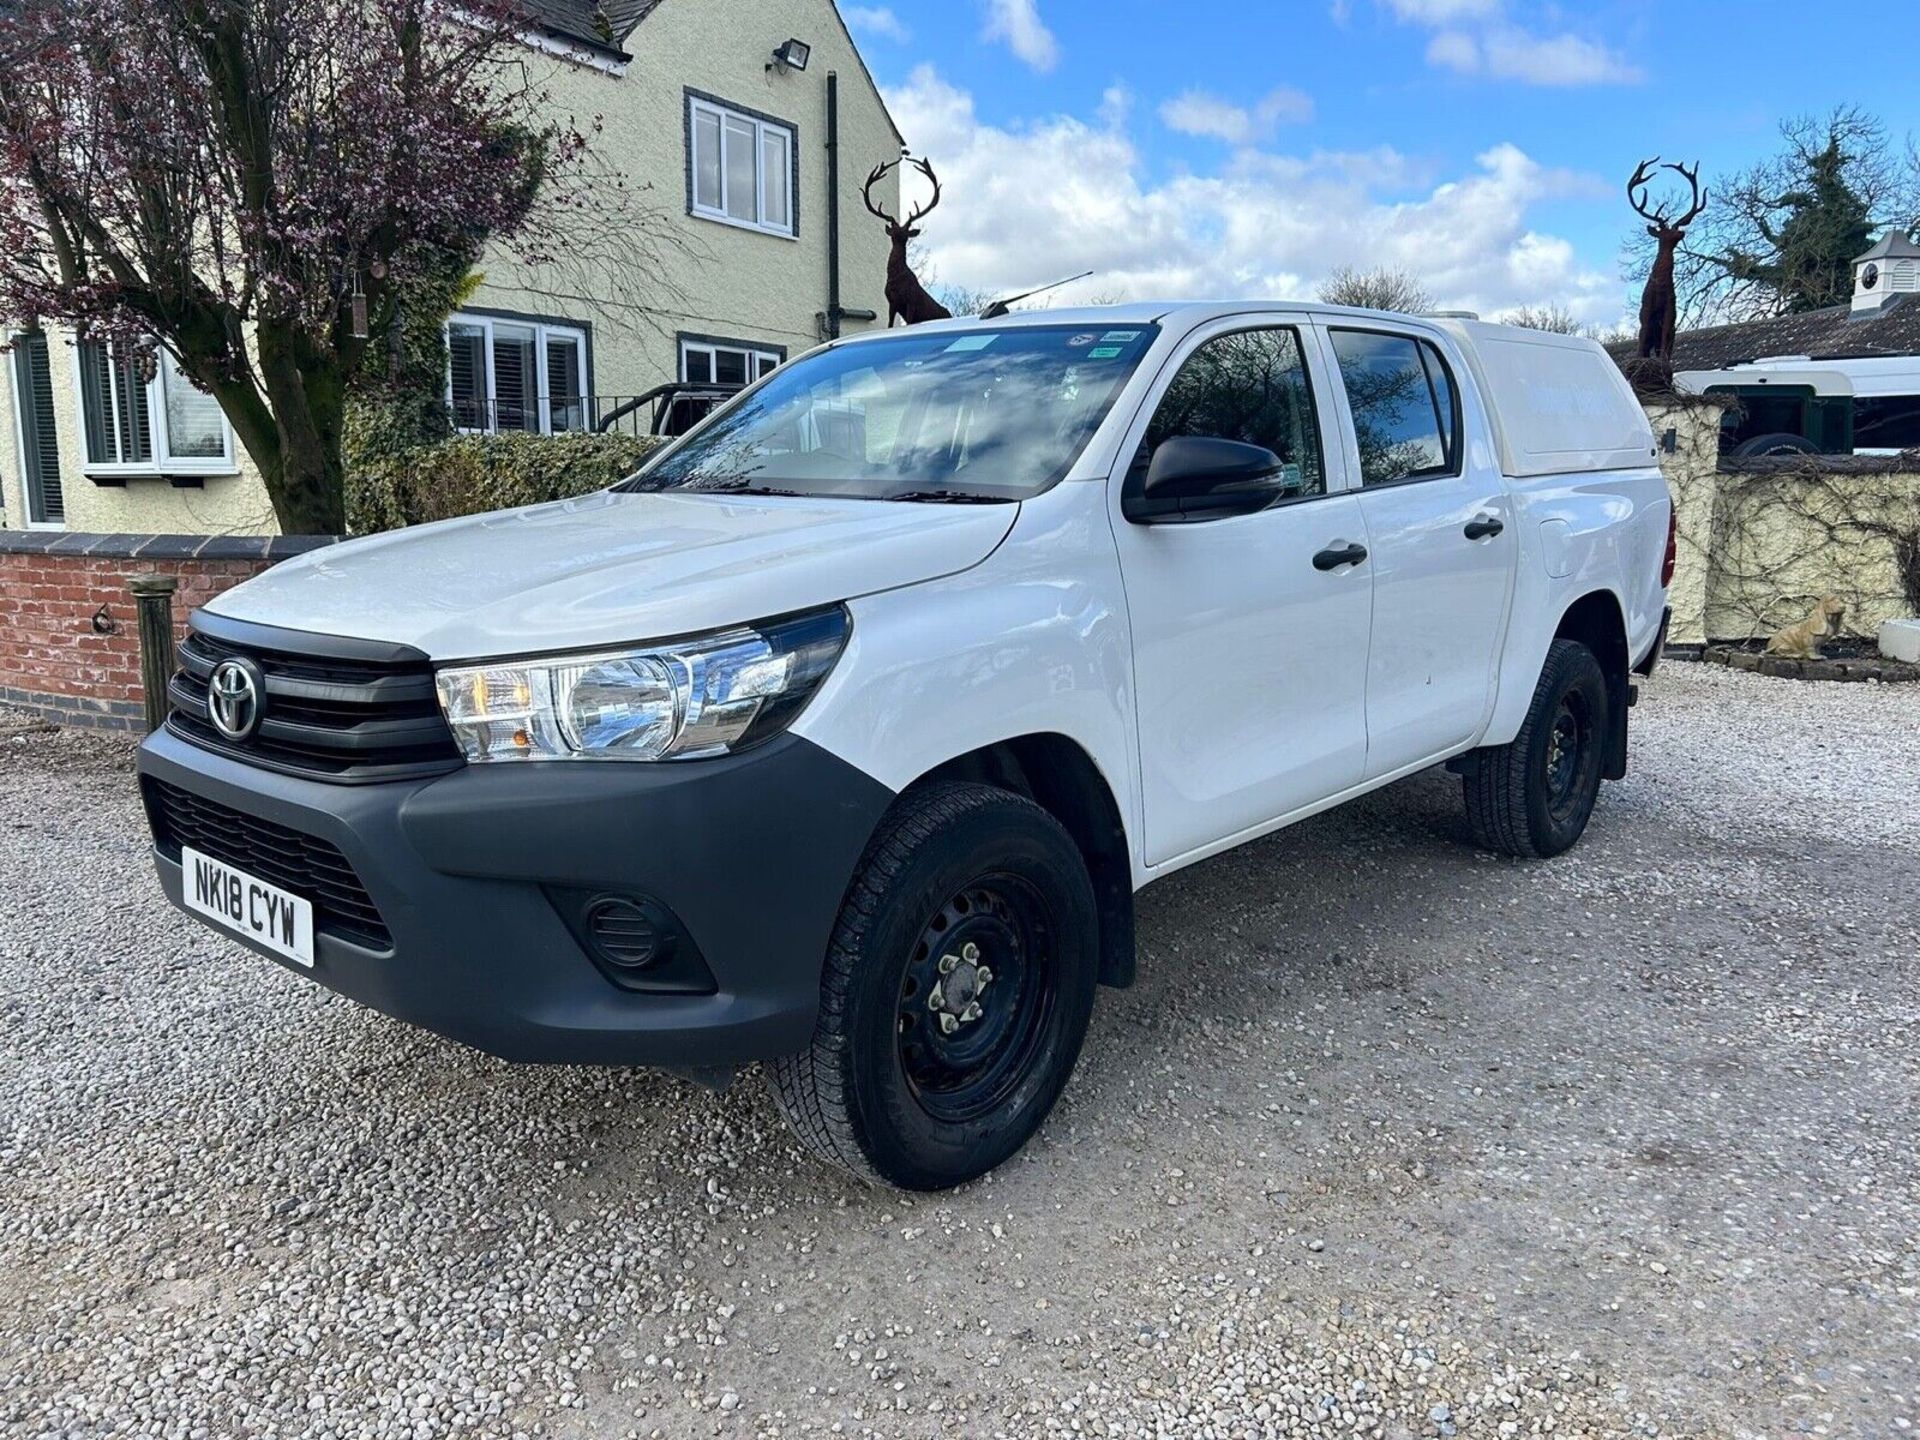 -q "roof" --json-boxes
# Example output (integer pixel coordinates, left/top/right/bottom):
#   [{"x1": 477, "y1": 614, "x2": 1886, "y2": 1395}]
[
  {"x1": 1857, "y1": 230, "x2": 1920, "y2": 263},
  {"x1": 521, "y1": 0, "x2": 663, "y2": 59},
  {"x1": 1624, "y1": 294, "x2": 1920, "y2": 373}
]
